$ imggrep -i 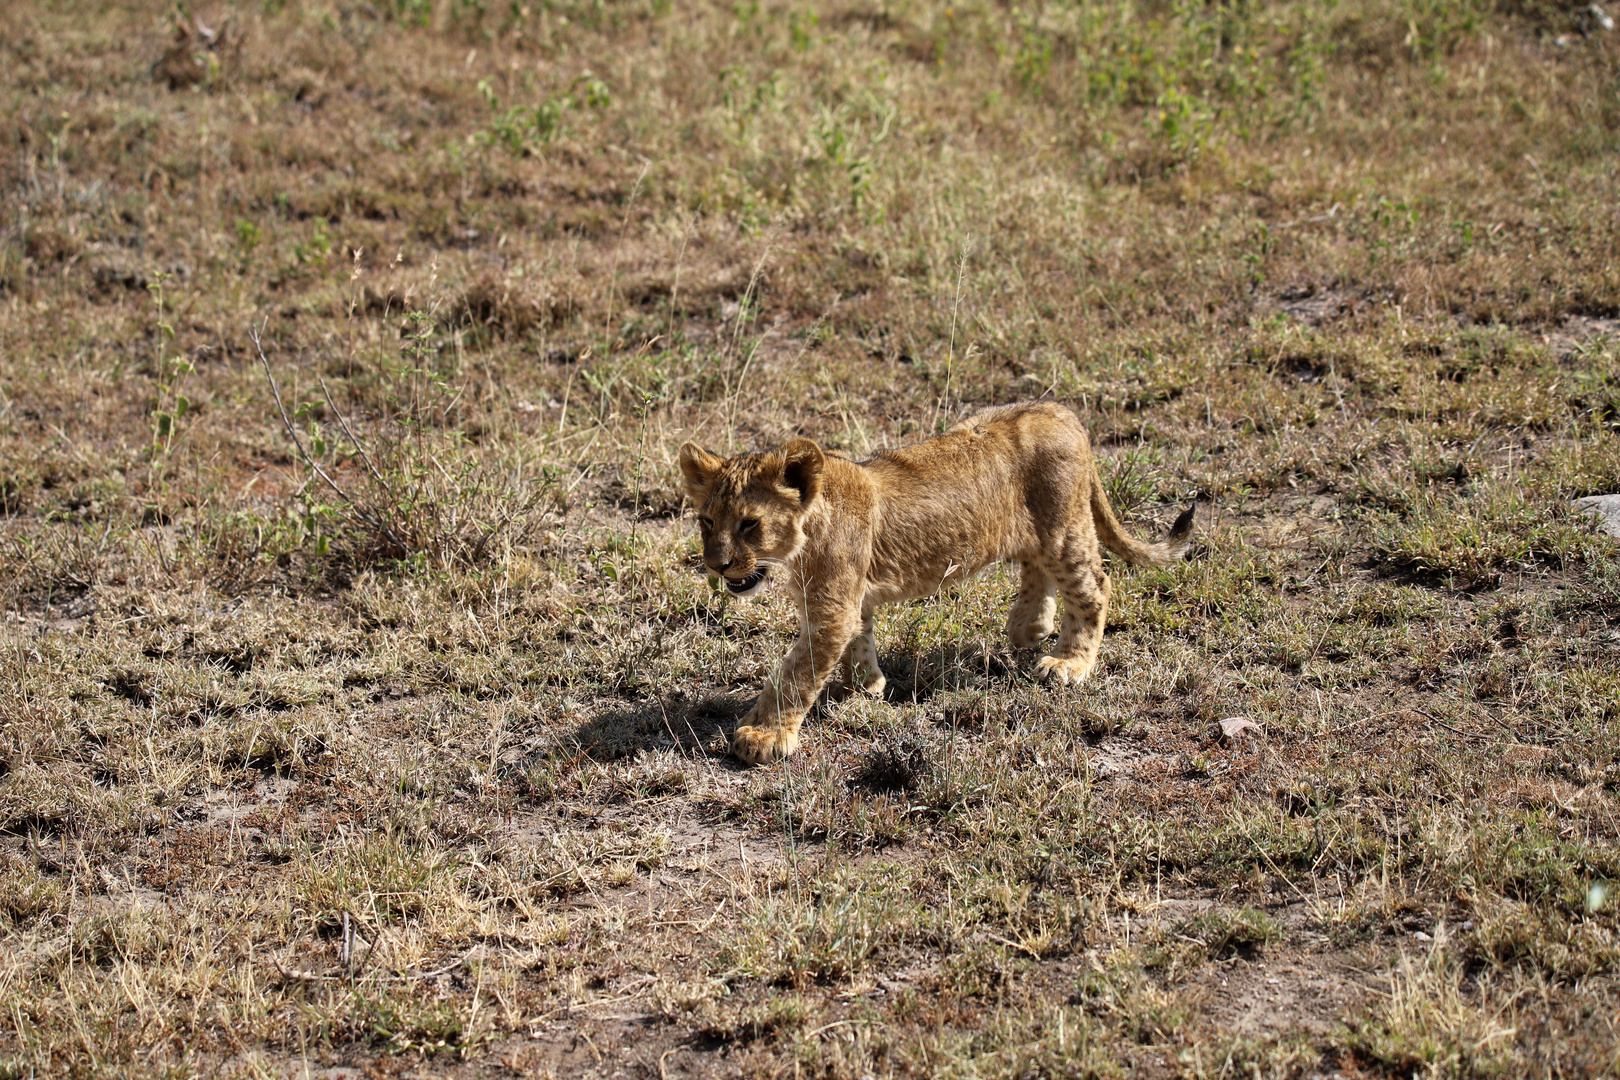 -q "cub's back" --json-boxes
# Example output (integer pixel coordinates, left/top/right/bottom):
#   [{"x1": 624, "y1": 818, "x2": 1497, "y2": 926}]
[{"x1": 859, "y1": 401, "x2": 1092, "y2": 558}]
